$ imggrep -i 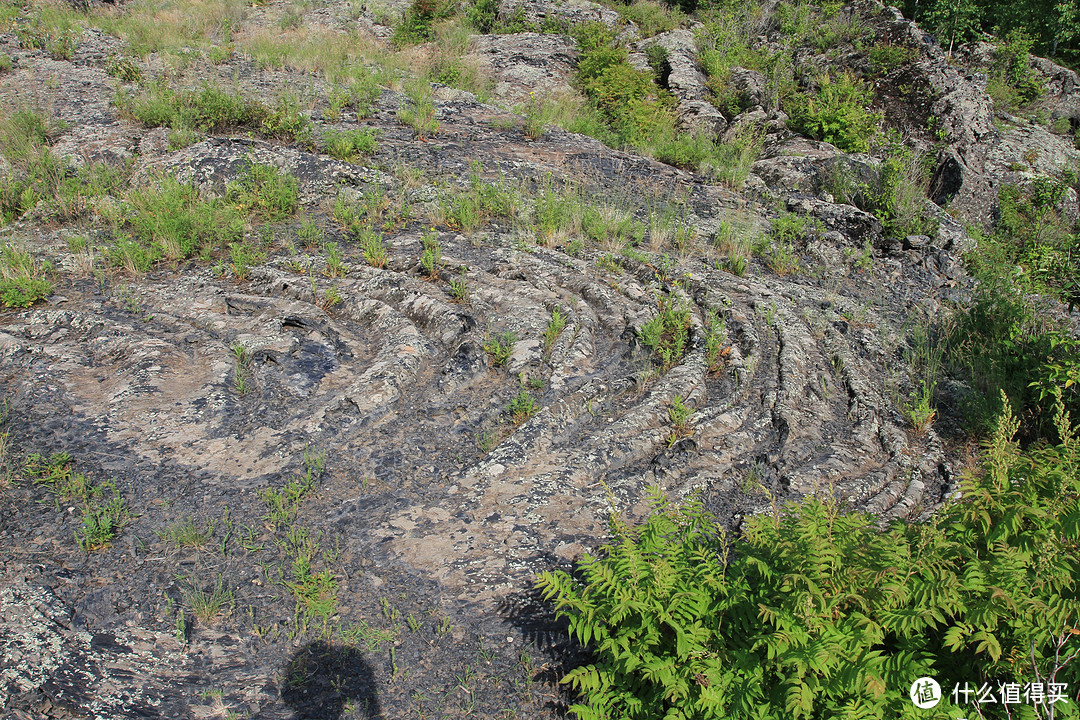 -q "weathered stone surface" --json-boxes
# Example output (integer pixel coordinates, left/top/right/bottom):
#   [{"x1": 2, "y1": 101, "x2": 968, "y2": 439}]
[
  {"x1": 470, "y1": 33, "x2": 579, "y2": 105},
  {"x1": 503, "y1": 0, "x2": 620, "y2": 32},
  {"x1": 4, "y1": 0, "x2": 1074, "y2": 715},
  {"x1": 786, "y1": 195, "x2": 884, "y2": 245}
]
